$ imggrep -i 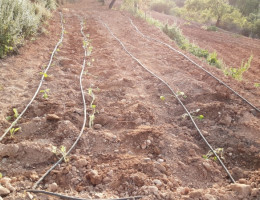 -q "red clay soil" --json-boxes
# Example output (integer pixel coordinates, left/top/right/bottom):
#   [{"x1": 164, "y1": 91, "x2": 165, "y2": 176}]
[{"x1": 0, "y1": 0, "x2": 259, "y2": 199}]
